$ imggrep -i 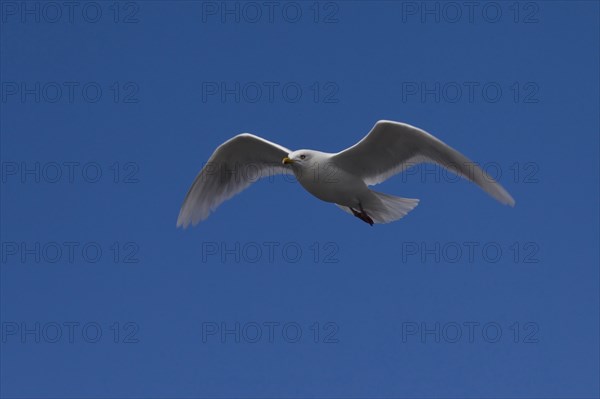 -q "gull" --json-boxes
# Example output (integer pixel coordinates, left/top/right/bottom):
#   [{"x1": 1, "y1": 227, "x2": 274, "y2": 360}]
[{"x1": 177, "y1": 120, "x2": 515, "y2": 228}]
